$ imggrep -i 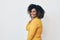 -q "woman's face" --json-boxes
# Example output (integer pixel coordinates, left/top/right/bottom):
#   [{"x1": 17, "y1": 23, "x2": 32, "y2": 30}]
[{"x1": 29, "y1": 8, "x2": 37, "y2": 18}]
